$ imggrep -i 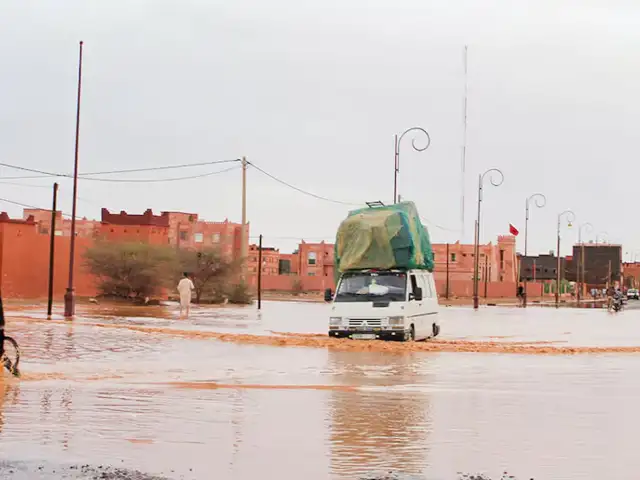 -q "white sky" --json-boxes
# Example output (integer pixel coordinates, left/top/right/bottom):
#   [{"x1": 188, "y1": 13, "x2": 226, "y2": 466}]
[{"x1": 1, "y1": 0, "x2": 639, "y2": 255}]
